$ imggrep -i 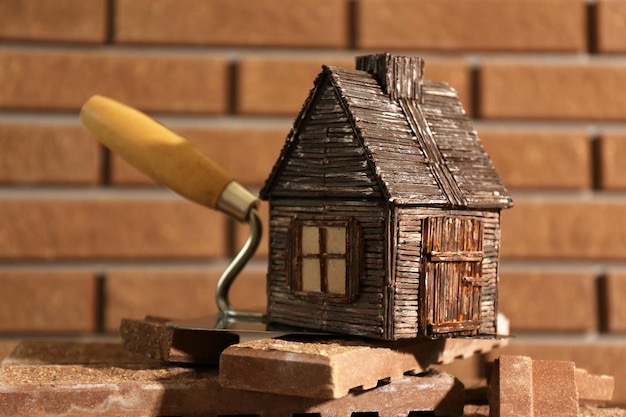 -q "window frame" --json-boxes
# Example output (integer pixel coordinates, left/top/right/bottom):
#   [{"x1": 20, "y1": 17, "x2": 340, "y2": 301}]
[{"x1": 289, "y1": 216, "x2": 361, "y2": 303}]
